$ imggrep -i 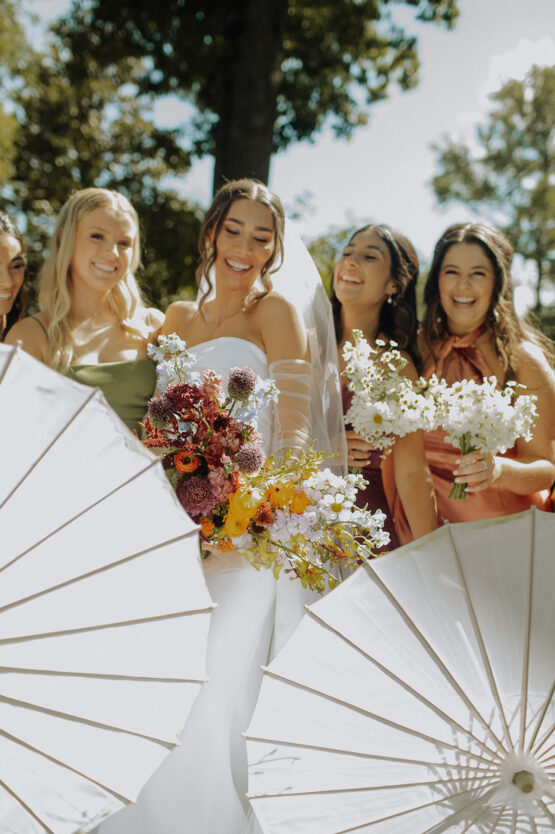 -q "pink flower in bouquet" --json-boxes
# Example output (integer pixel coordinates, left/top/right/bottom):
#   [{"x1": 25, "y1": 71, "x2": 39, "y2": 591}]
[
  {"x1": 228, "y1": 366, "x2": 257, "y2": 401},
  {"x1": 236, "y1": 442, "x2": 265, "y2": 474},
  {"x1": 176, "y1": 476, "x2": 218, "y2": 518},
  {"x1": 208, "y1": 467, "x2": 237, "y2": 504}
]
